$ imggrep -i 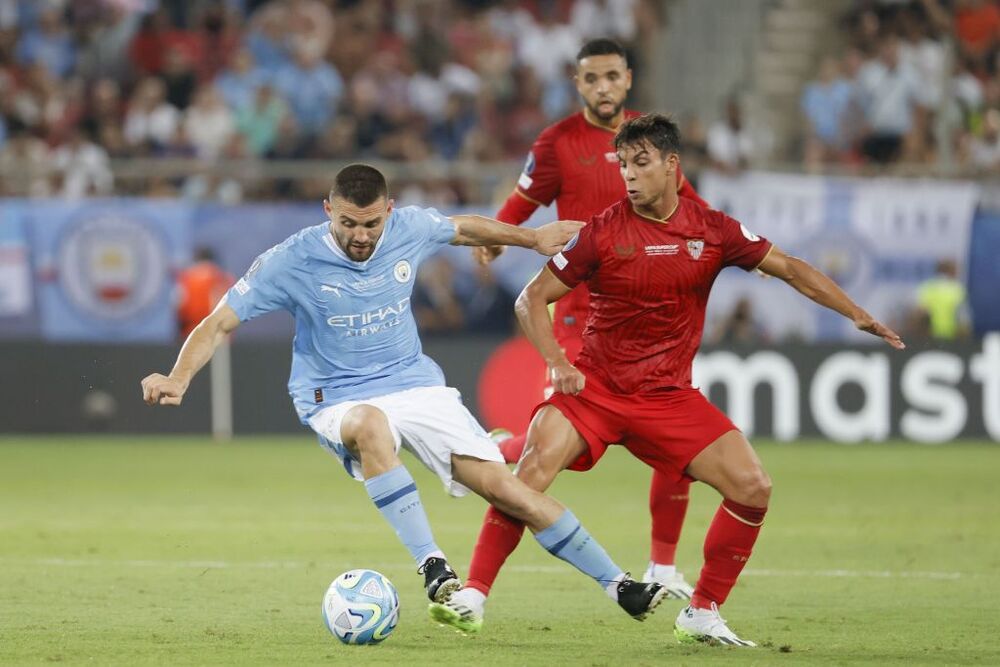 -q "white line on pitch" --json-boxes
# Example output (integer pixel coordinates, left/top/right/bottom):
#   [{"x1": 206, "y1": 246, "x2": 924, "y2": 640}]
[{"x1": 0, "y1": 558, "x2": 977, "y2": 580}]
